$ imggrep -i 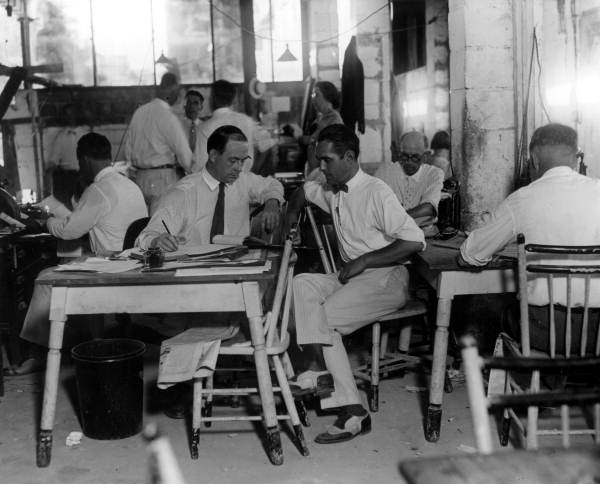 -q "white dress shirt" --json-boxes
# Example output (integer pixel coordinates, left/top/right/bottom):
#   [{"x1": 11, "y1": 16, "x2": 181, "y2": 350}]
[
  {"x1": 137, "y1": 169, "x2": 284, "y2": 249},
  {"x1": 374, "y1": 162, "x2": 444, "y2": 211},
  {"x1": 461, "y1": 166, "x2": 600, "y2": 306},
  {"x1": 47, "y1": 166, "x2": 148, "y2": 255},
  {"x1": 124, "y1": 98, "x2": 192, "y2": 172},
  {"x1": 304, "y1": 169, "x2": 425, "y2": 262},
  {"x1": 46, "y1": 126, "x2": 89, "y2": 171},
  {"x1": 195, "y1": 107, "x2": 272, "y2": 173}
]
